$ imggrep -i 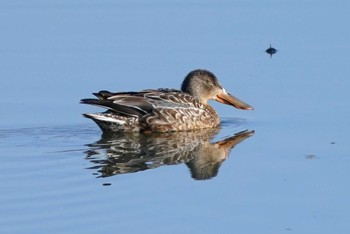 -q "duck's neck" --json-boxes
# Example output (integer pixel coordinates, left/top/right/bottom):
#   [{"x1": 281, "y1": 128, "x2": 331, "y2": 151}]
[{"x1": 181, "y1": 81, "x2": 203, "y2": 102}]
